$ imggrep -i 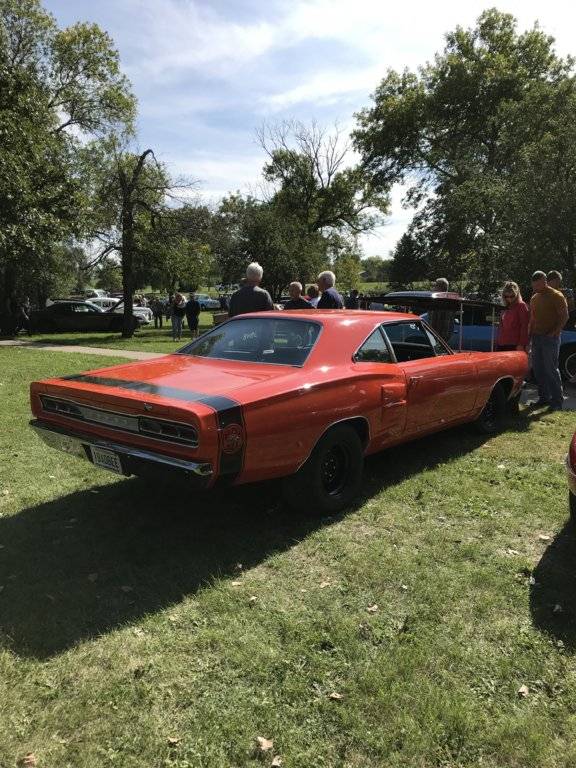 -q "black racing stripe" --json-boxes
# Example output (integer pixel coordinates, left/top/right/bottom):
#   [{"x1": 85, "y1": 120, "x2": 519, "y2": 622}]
[
  {"x1": 62, "y1": 374, "x2": 239, "y2": 410},
  {"x1": 61, "y1": 374, "x2": 246, "y2": 482}
]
